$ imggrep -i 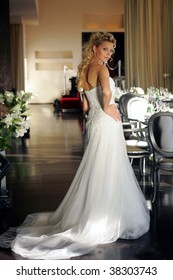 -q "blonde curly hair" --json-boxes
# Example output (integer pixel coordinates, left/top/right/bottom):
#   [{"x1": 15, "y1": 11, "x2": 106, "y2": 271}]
[{"x1": 76, "y1": 32, "x2": 116, "y2": 91}]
